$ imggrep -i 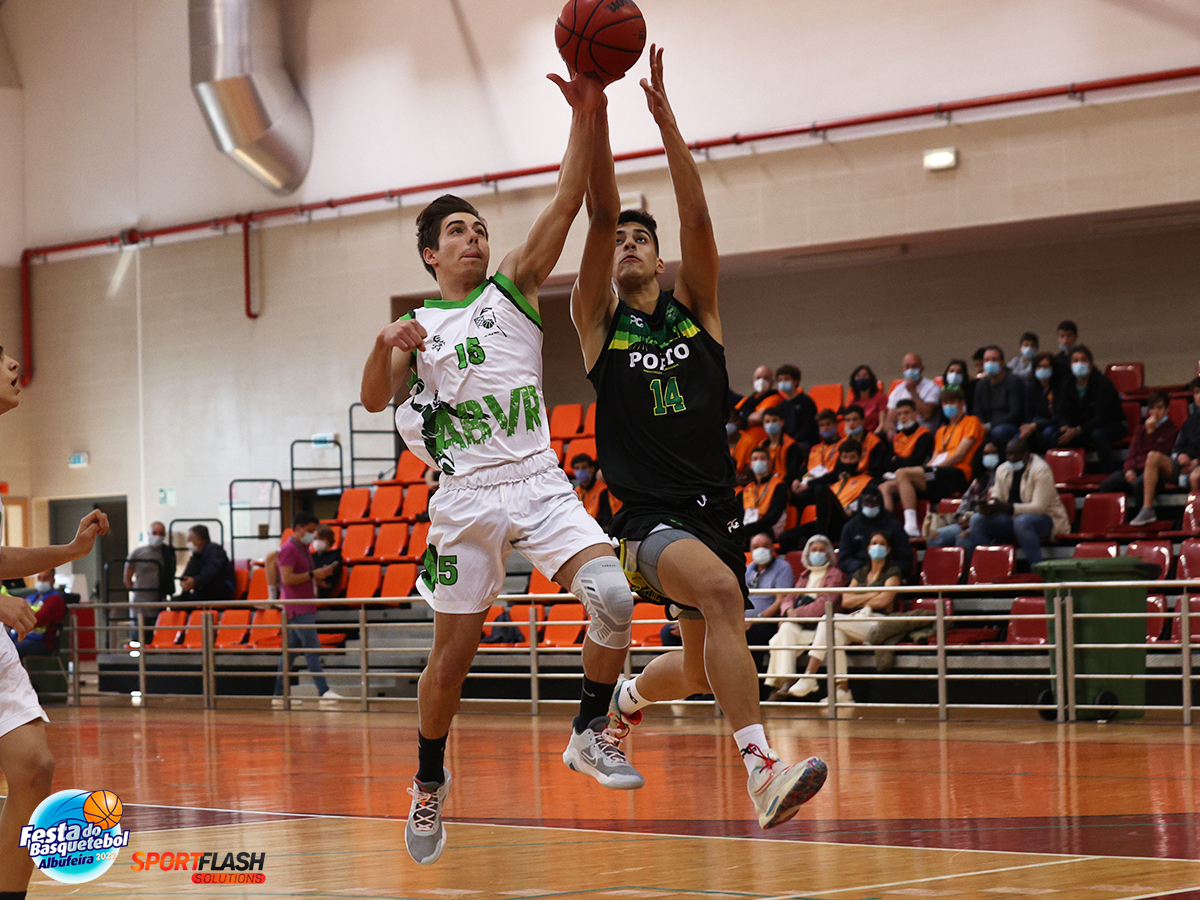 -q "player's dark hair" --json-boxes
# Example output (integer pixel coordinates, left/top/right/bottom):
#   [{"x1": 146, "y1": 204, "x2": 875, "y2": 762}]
[
  {"x1": 617, "y1": 209, "x2": 660, "y2": 255},
  {"x1": 416, "y1": 194, "x2": 484, "y2": 281},
  {"x1": 293, "y1": 511, "x2": 320, "y2": 529}
]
